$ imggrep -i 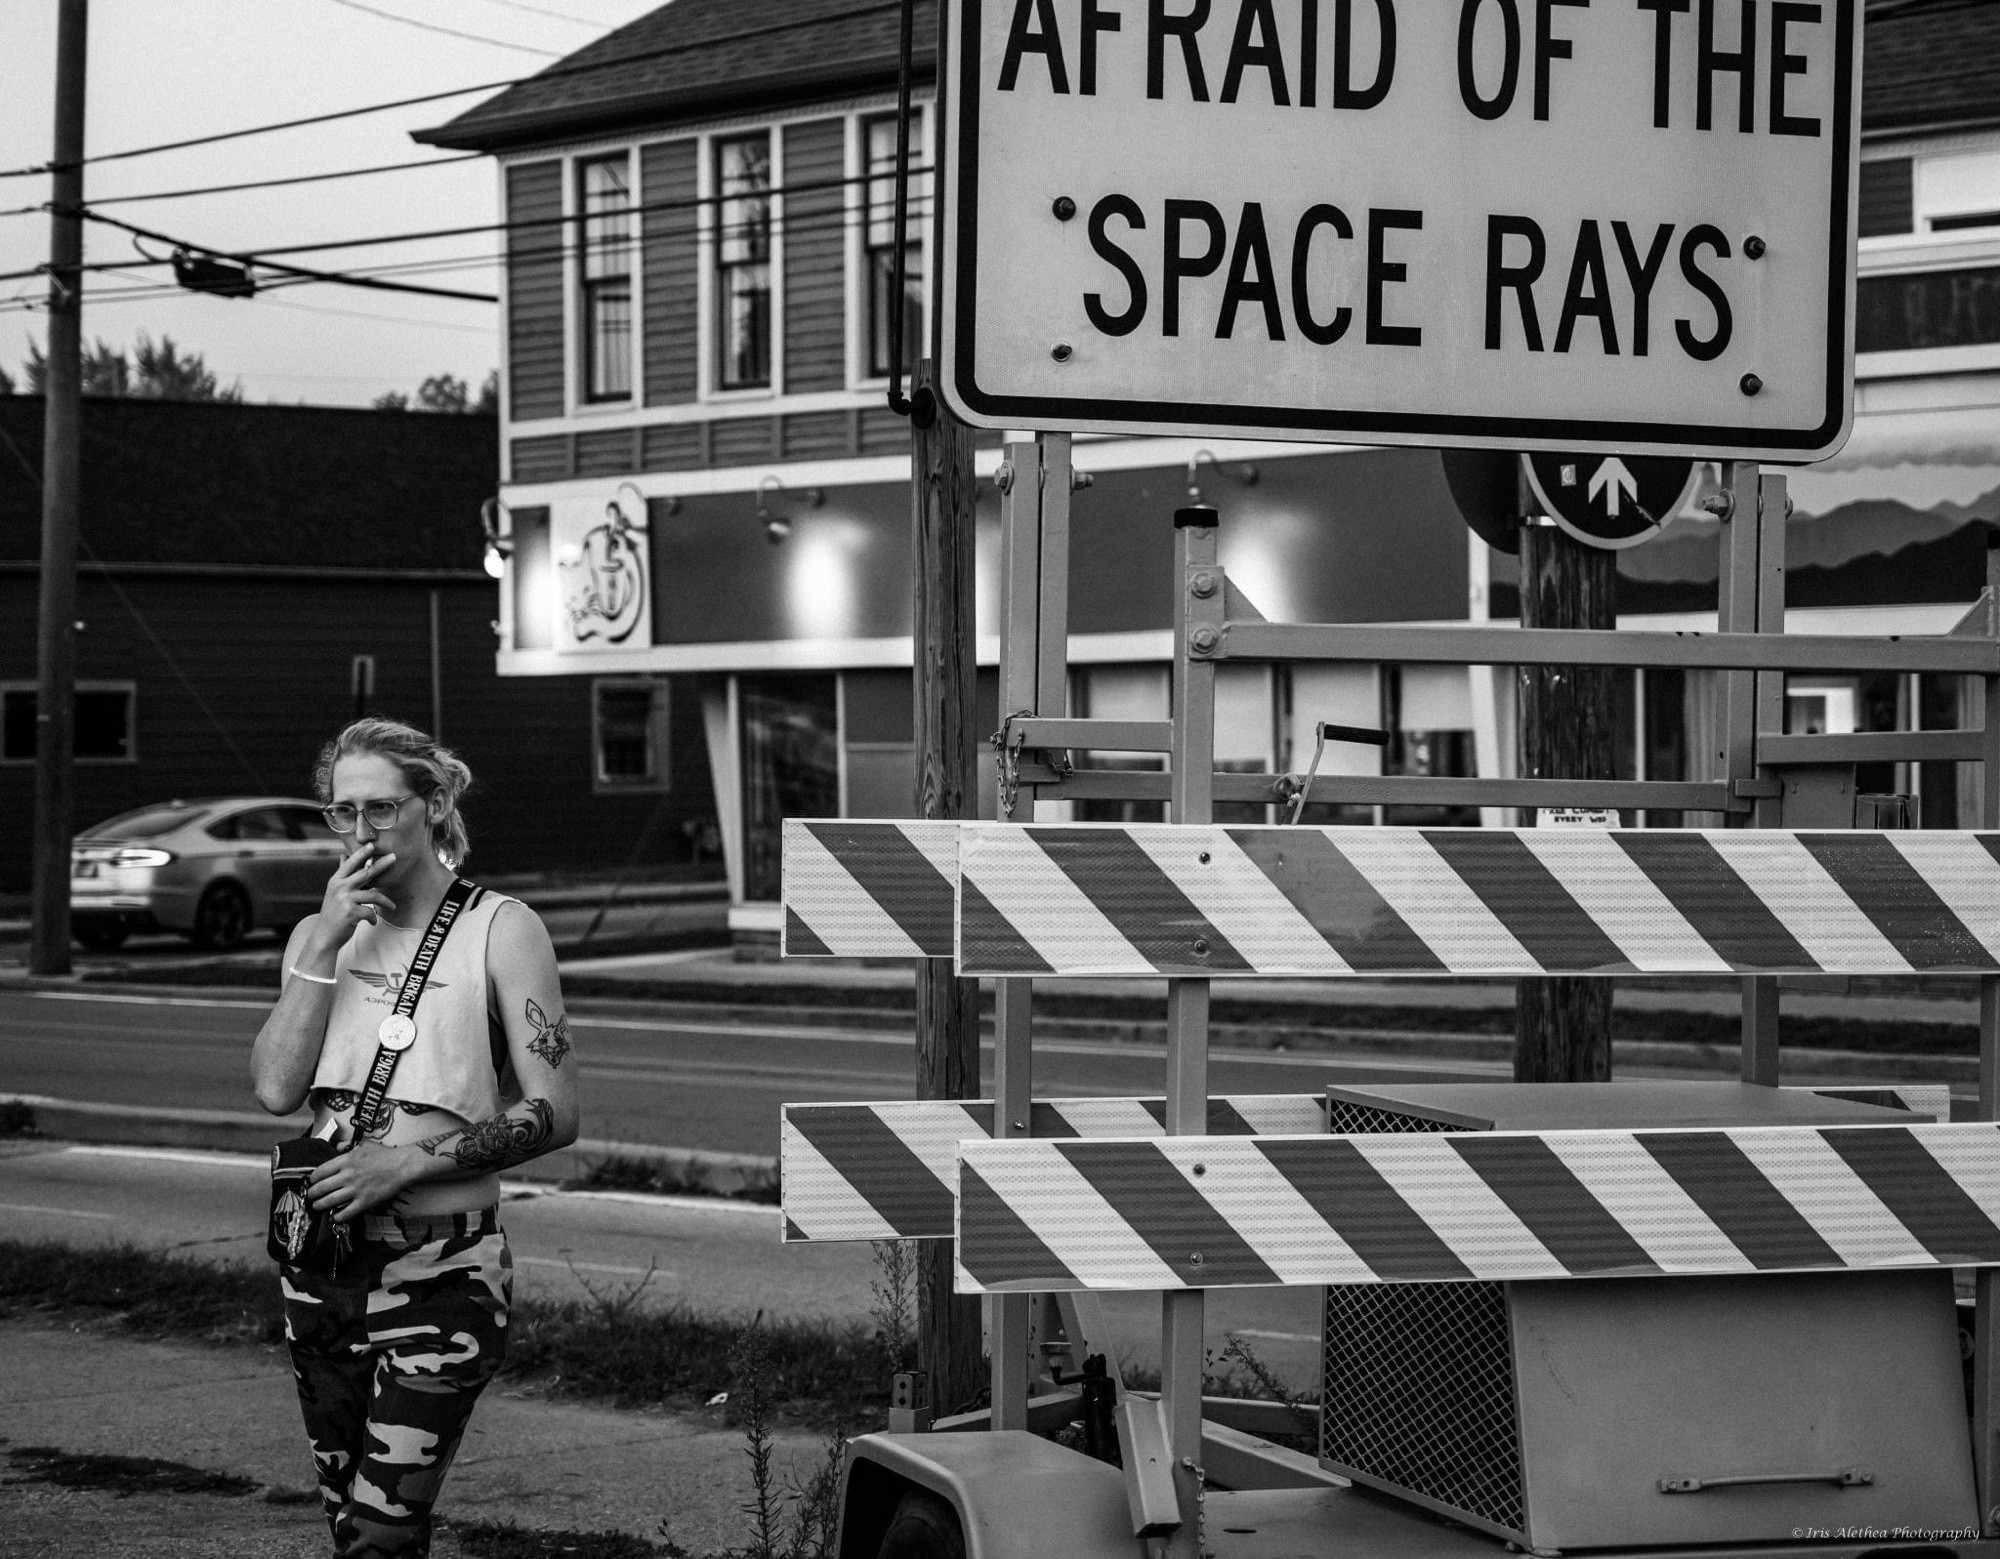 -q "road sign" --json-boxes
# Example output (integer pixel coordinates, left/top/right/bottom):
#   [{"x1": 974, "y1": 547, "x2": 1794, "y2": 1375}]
[
  {"x1": 1523, "y1": 452, "x2": 1701, "y2": 548},
  {"x1": 939, "y1": 0, "x2": 1859, "y2": 461}
]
